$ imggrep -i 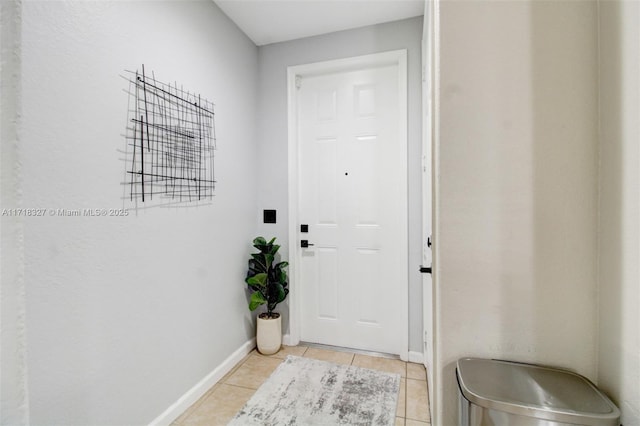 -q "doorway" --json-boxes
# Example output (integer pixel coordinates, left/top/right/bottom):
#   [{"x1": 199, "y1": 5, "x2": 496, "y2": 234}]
[{"x1": 287, "y1": 50, "x2": 409, "y2": 359}]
